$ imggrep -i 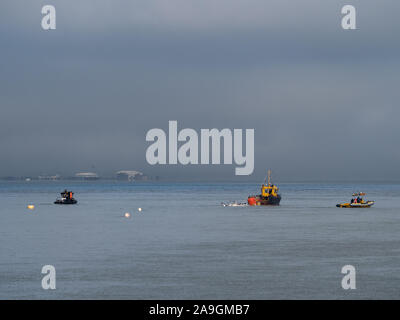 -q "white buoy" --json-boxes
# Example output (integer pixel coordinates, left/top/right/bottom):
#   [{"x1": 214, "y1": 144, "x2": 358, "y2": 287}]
[
  {"x1": 124, "y1": 212, "x2": 131, "y2": 218},
  {"x1": 138, "y1": 207, "x2": 142, "y2": 212}
]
